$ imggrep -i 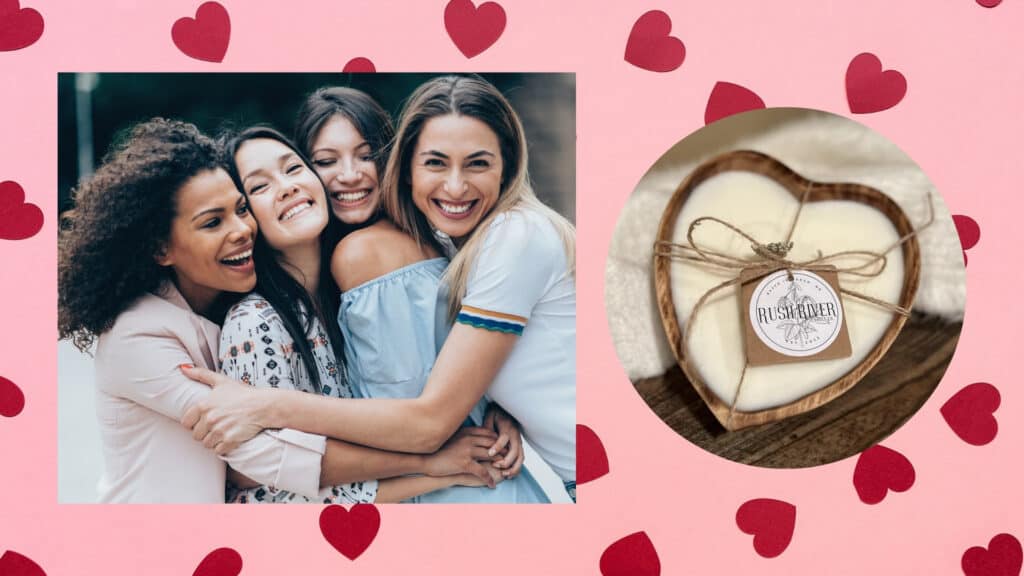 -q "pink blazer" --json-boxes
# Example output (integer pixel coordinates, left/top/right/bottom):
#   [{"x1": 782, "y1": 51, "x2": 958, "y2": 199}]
[{"x1": 93, "y1": 283, "x2": 325, "y2": 503}]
